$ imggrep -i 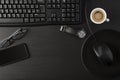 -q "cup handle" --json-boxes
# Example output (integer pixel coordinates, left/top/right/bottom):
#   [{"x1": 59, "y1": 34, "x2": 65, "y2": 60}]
[{"x1": 106, "y1": 18, "x2": 110, "y2": 22}]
